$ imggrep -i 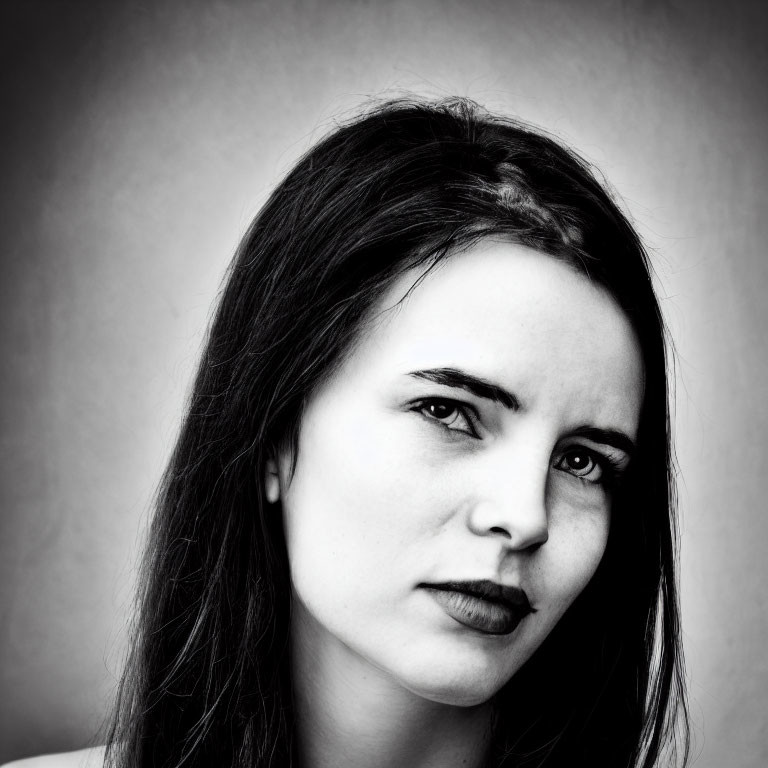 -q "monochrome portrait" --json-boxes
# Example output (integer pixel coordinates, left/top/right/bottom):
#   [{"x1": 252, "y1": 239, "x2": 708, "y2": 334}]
[{"x1": 1, "y1": 3, "x2": 765, "y2": 768}]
